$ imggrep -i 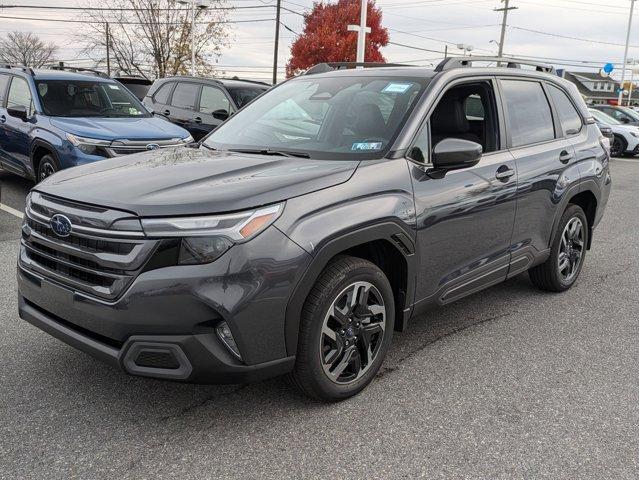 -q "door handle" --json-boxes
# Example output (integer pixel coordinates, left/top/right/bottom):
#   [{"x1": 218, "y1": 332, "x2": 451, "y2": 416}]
[
  {"x1": 495, "y1": 167, "x2": 515, "y2": 180},
  {"x1": 559, "y1": 150, "x2": 573, "y2": 164},
  {"x1": 0, "y1": 115, "x2": 6, "y2": 124},
  {"x1": 193, "y1": 116, "x2": 202, "y2": 124},
  {"x1": 163, "y1": 109, "x2": 171, "y2": 116}
]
